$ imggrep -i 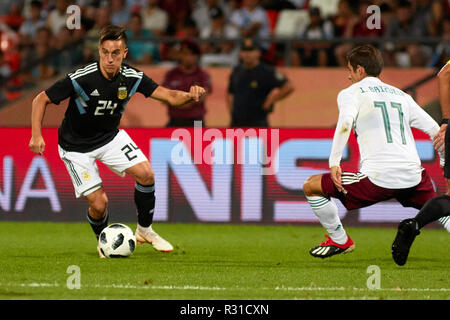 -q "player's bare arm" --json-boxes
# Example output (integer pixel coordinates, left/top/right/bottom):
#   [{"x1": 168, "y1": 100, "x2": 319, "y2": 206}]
[
  {"x1": 151, "y1": 85, "x2": 207, "y2": 107},
  {"x1": 434, "y1": 62, "x2": 450, "y2": 152},
  {"x1": 29, "y1": 91, "x2": 52, "y2": 155}
]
